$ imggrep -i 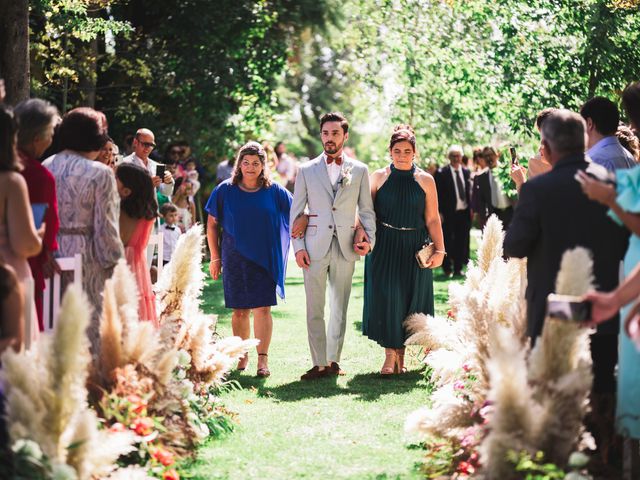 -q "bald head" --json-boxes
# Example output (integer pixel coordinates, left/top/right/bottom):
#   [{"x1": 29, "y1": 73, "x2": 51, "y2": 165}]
[{"x1": 133, "y1": 128, "x2": 156, "y2": 160}]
